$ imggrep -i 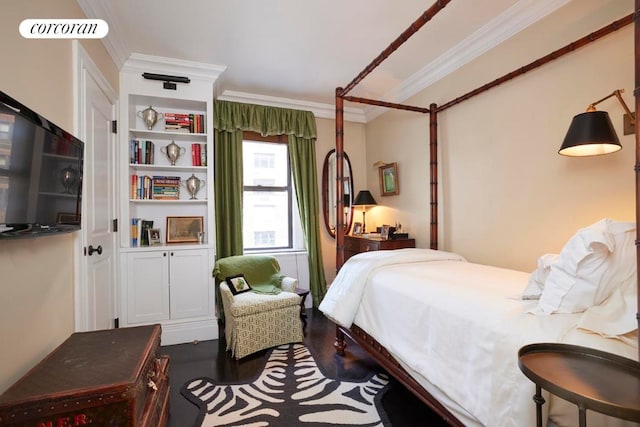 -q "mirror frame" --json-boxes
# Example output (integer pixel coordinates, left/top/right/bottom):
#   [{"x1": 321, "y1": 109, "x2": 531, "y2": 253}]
[{"x1": 322, "y1": 149, "x2": 354, "y2": 238}]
